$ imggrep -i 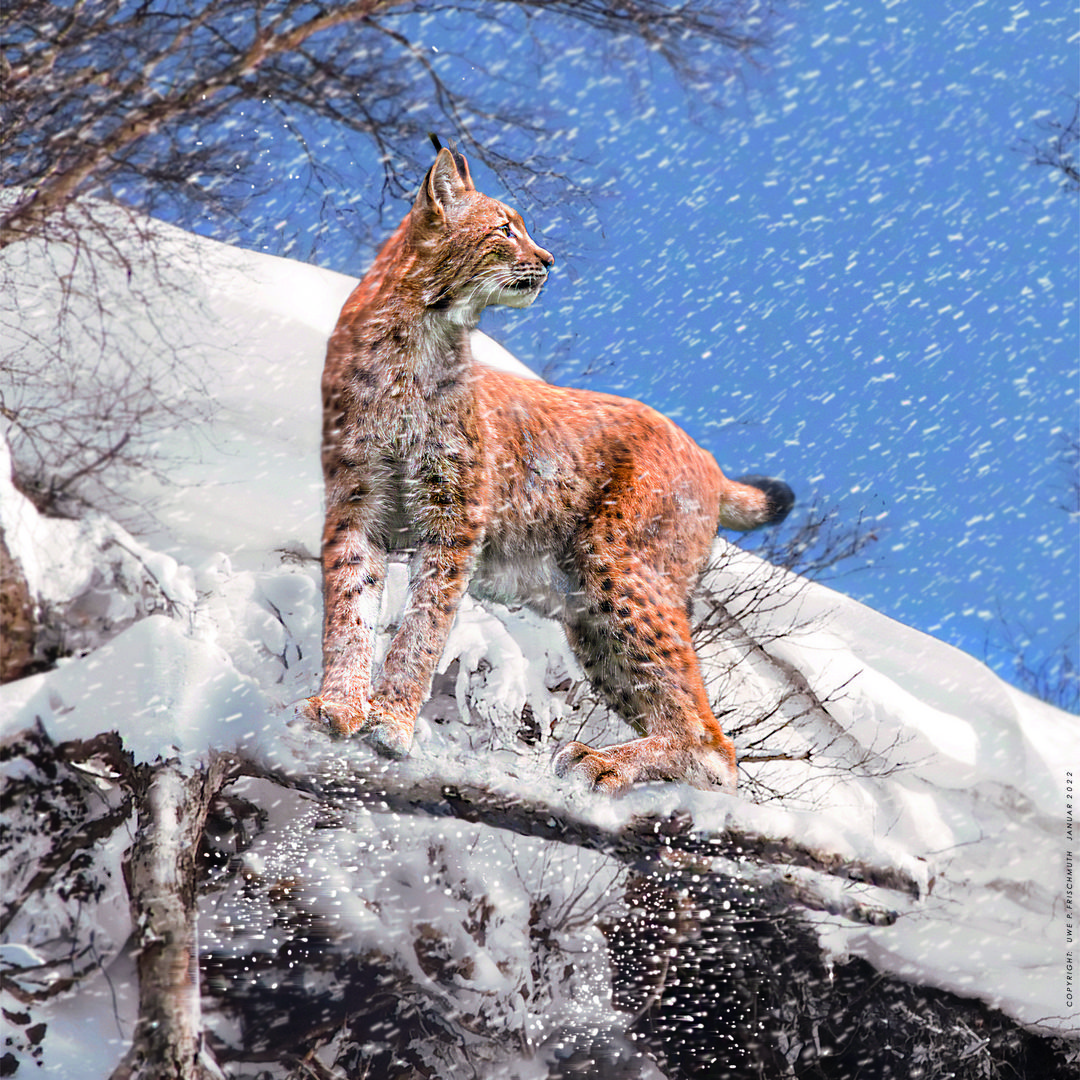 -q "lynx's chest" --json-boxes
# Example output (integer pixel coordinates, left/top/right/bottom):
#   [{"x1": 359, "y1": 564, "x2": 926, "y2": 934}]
[
  {"x1": 332, "y1": 320, "x2": 474, "y2": 447},
  {"x1": 330, "y1": 352, "x2": 484, "y2": 542}
]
